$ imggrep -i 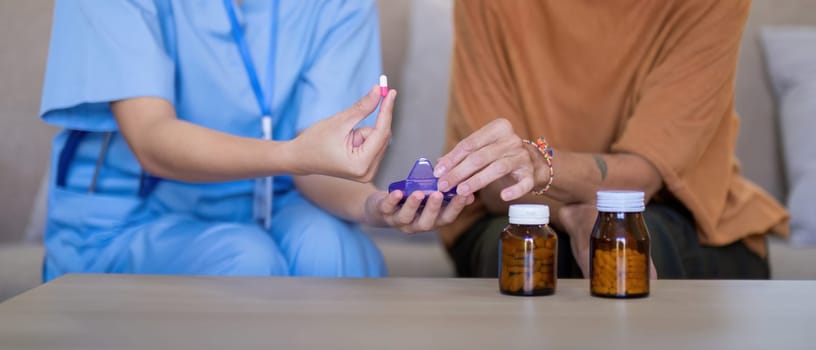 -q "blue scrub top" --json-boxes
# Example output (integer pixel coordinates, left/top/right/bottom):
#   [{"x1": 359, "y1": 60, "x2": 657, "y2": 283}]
[{"x1": 40, "y1": 0, "x2": 382, "y2": 223}]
